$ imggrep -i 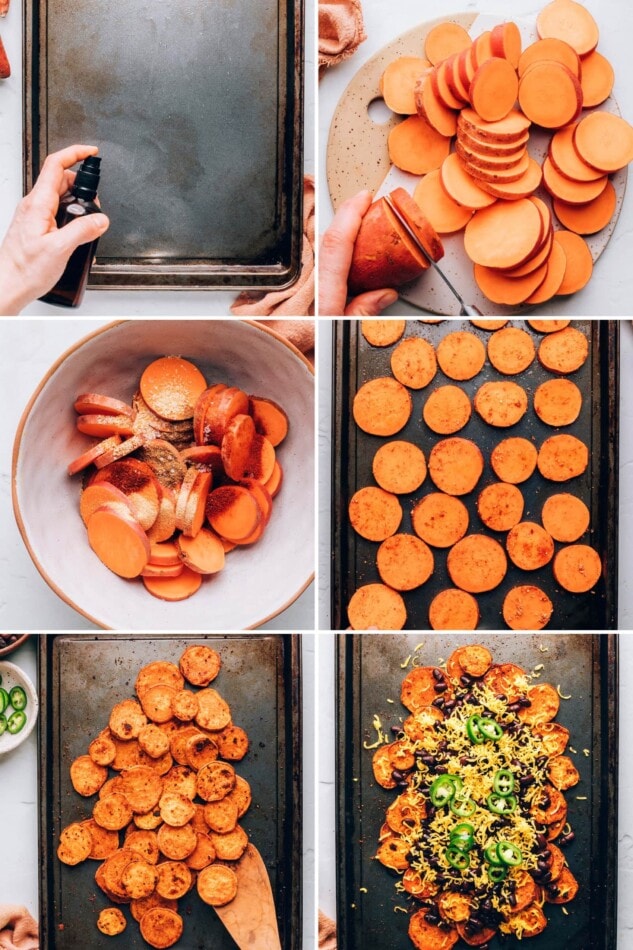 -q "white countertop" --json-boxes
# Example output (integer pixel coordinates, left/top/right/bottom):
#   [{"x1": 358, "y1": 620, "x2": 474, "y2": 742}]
[{"x1": 319, "y1": 0, "x2": 633, "y2": 316}]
